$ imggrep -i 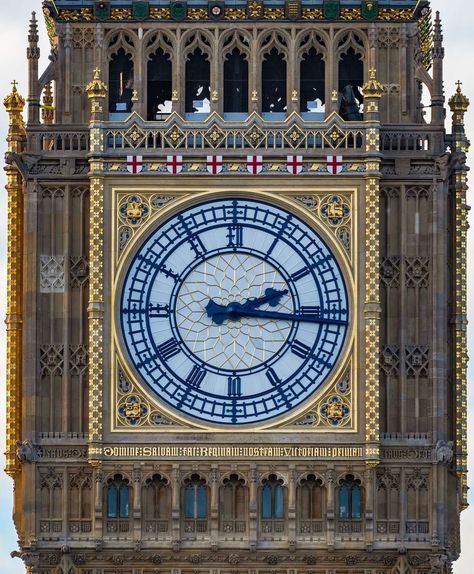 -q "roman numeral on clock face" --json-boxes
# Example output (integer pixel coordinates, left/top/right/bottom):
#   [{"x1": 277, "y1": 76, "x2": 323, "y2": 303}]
[
  {"x1": 291, "y1": 339, "x2": 311, "y2": 359},
  {"x1": 148, "y1": 303, "x2": 170, "y2": 318},
  {"x1": 290, "y1": 266, "x2": 311, "y2": 282},
  {"x1": 266, "y1": 367, "x2": 281, "y2": 387},
  {"x1": 186, "y1": 365, "x2": 206, "y2": 388},
  {"x1": 157, "y1": 337, "x2": 181, "y2": 361},
  {"x1": 227, "y1": 376, "x2": 242, "y2": 397},
  {"x1": 226, "y1": 225, "x2": 243, "y2": 248}
]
